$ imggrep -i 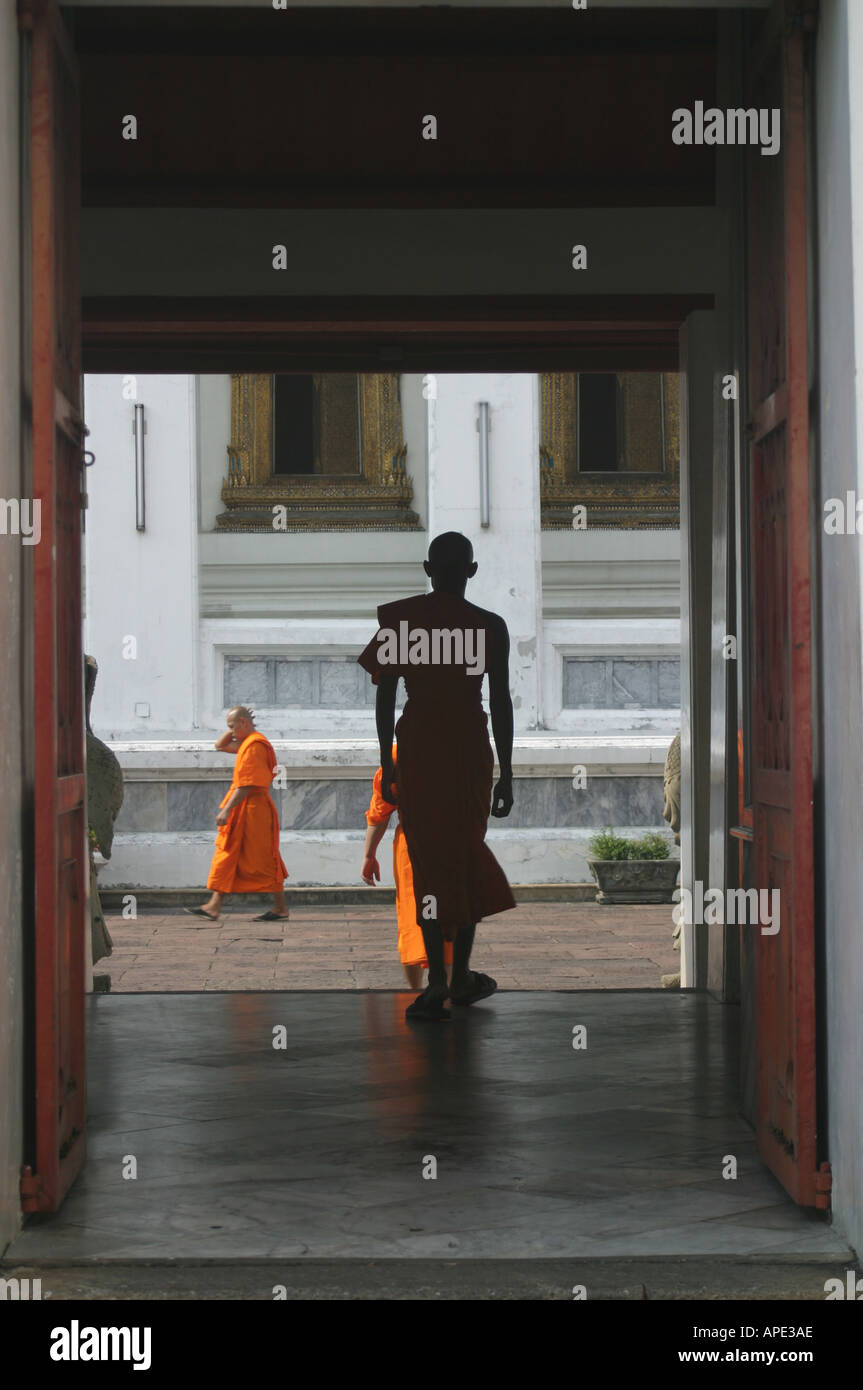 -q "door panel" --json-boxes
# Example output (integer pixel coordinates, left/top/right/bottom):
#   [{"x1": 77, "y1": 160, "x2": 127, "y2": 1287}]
[
  {"x1": 19, "y1": 0, "x2": 87, "y2": 1214},
  {"x1": 744, "y1": 1, "x2": 818, "y2": 1206}
]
